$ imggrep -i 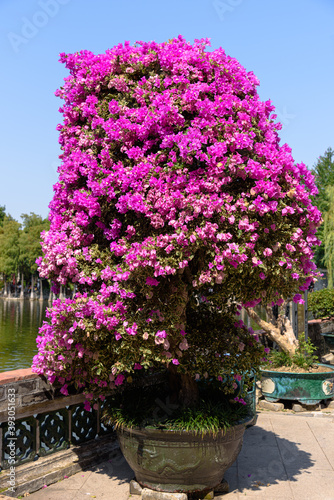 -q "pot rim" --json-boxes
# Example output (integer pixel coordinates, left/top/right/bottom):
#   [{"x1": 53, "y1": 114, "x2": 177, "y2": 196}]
[
  {"x1": 116, "y1": 414, "x2": 253, "y2": 437},
  {"x1": 260, "y1": 362, "x2": 334, "y2": 376}
]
